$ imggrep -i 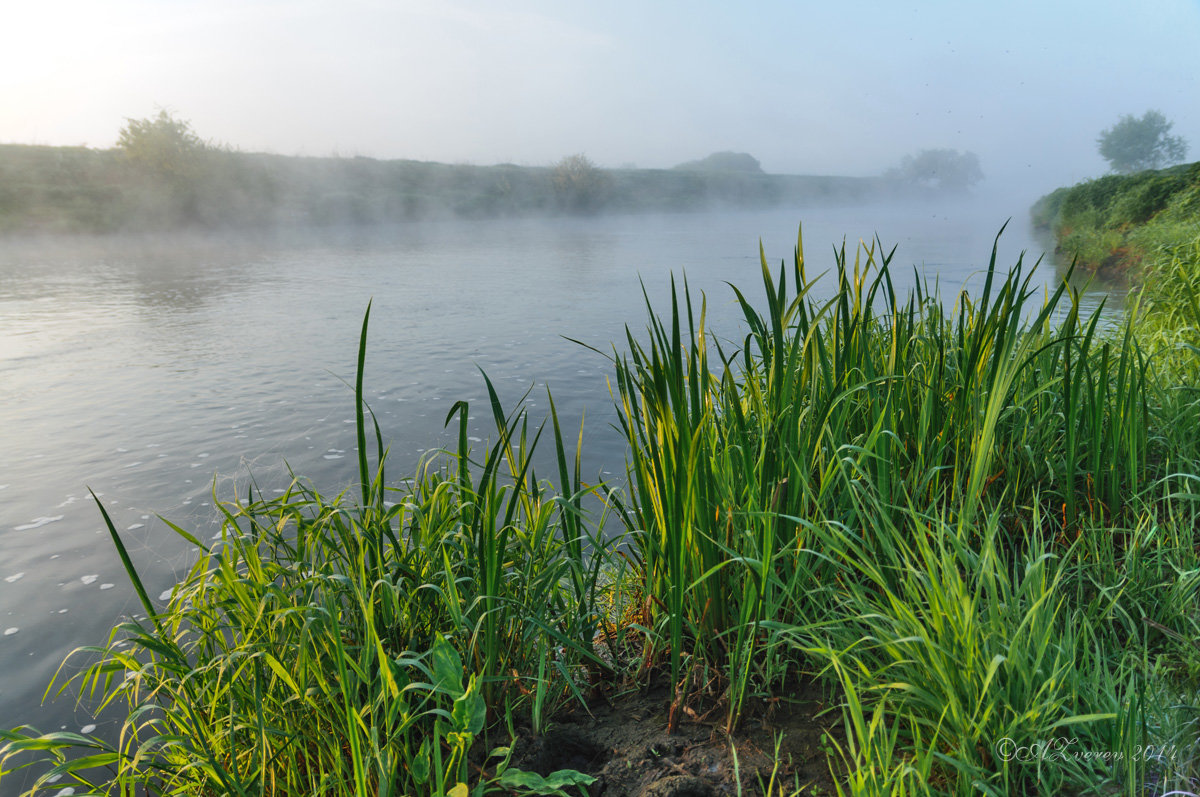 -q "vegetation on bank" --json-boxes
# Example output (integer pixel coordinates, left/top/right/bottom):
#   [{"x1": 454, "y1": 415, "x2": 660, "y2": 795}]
[
  {"x1": 1032, "y1": 160, "x2": 1200, "y2": 274},
  {"x1": 0, "y1": 113, "x2": 978, "y2": 235},
  {"x1": 3, "y1": 218, "x2": 1199, "y2": 794},
  {"x1": 0, "y1": 139, "x2": 874, "y2": 236}
]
